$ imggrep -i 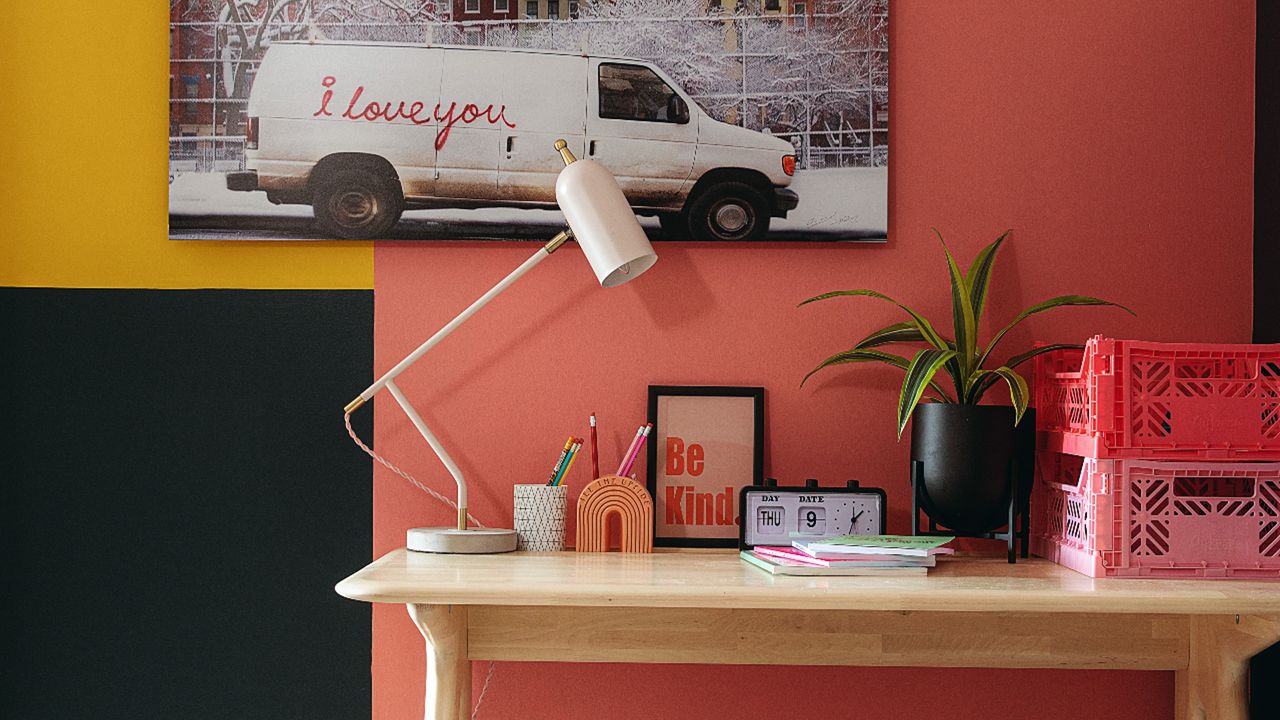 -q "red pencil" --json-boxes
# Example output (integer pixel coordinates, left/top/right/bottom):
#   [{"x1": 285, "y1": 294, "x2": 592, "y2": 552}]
[{"x1": 589, "y1": 414, "x2": 600, "y2": 480}]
